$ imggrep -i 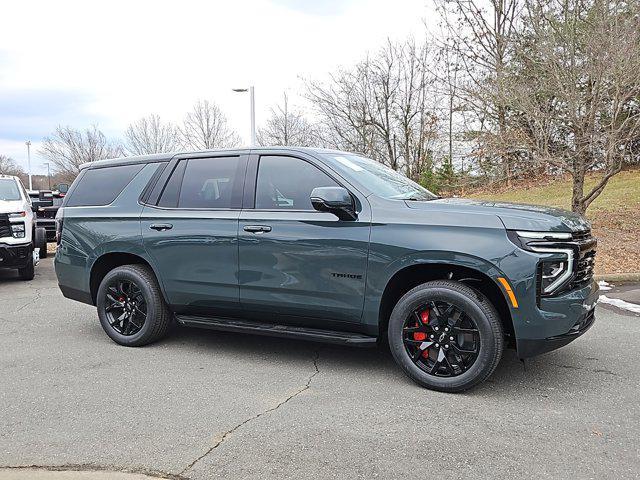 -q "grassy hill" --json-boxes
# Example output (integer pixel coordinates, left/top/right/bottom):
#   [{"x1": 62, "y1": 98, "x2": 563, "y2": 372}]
[{"x1": 466, "y1": 169, "x2": 640, "y2": 275}]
